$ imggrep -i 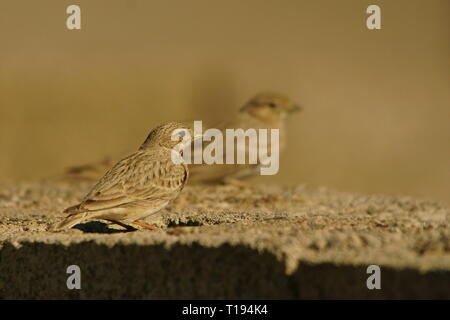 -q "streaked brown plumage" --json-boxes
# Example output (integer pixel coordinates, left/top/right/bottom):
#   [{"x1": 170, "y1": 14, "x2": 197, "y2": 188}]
[
  {"x1": 188, "y1": 91, "x2": 301, "y2": 184},
  {"x1": 56, "y1": 122, "x2": 195, "y2": 230}
]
